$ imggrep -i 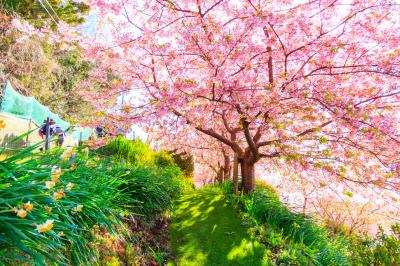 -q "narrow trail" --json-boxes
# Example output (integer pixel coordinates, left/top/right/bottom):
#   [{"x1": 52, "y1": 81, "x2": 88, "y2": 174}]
[{"x1": 169, "y1": 188, "x2": 268, "y2": 266}]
